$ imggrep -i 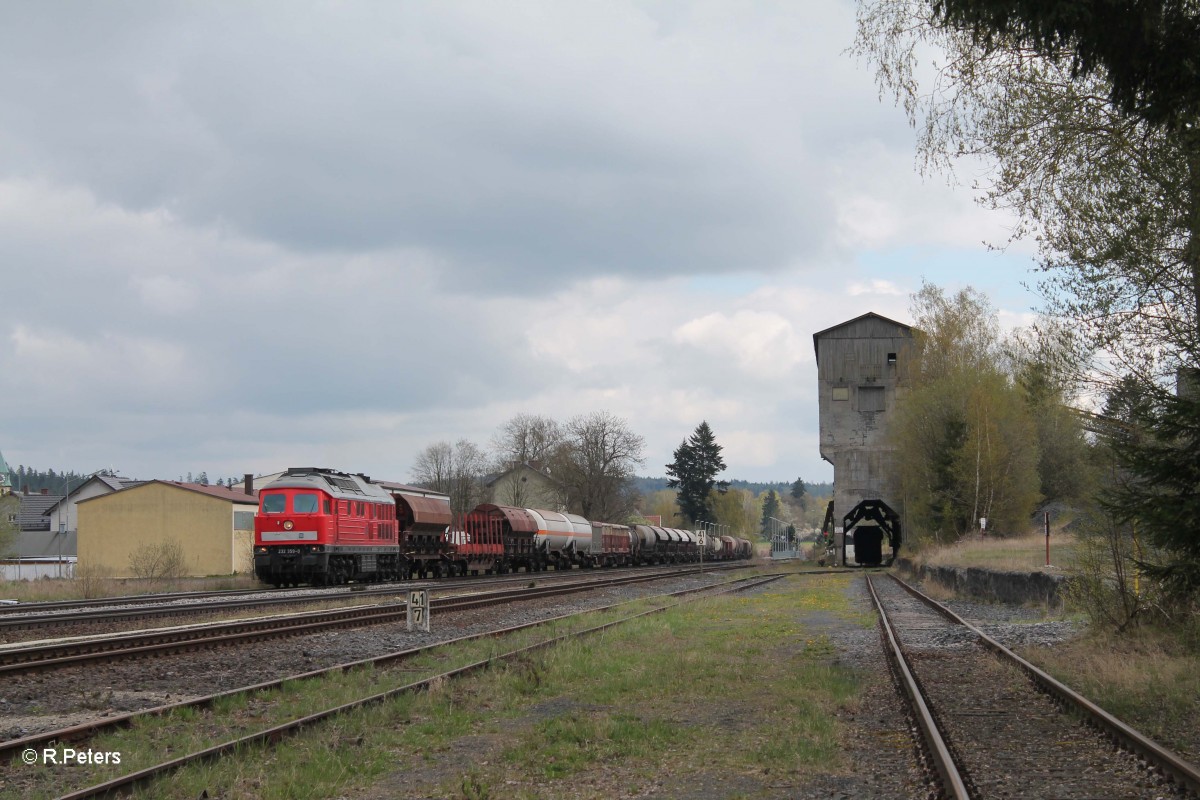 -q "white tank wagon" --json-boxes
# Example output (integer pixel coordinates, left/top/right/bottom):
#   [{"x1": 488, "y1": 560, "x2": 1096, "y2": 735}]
[{"x1": 528, "y1": 508, "x2": 592, "y2": 569}]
